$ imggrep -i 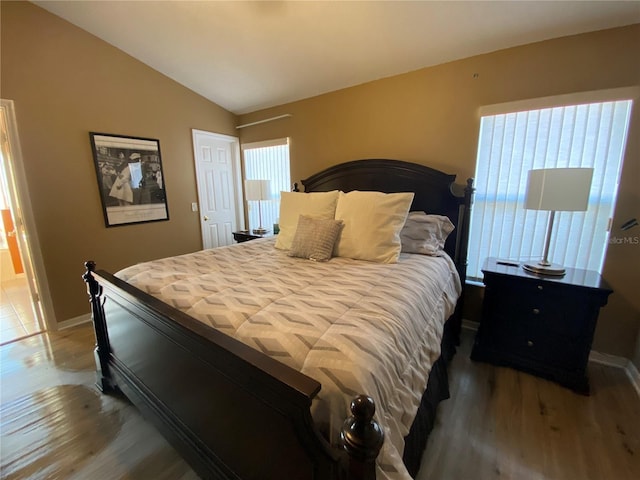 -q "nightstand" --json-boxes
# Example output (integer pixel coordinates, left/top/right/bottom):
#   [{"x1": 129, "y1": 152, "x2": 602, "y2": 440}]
[
  {"x1": 232, "y1": 231, "x2": 270, "y2": 243},
  {"x1": 470, "y1": 257, "x2": 612, "y2": 394}
]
